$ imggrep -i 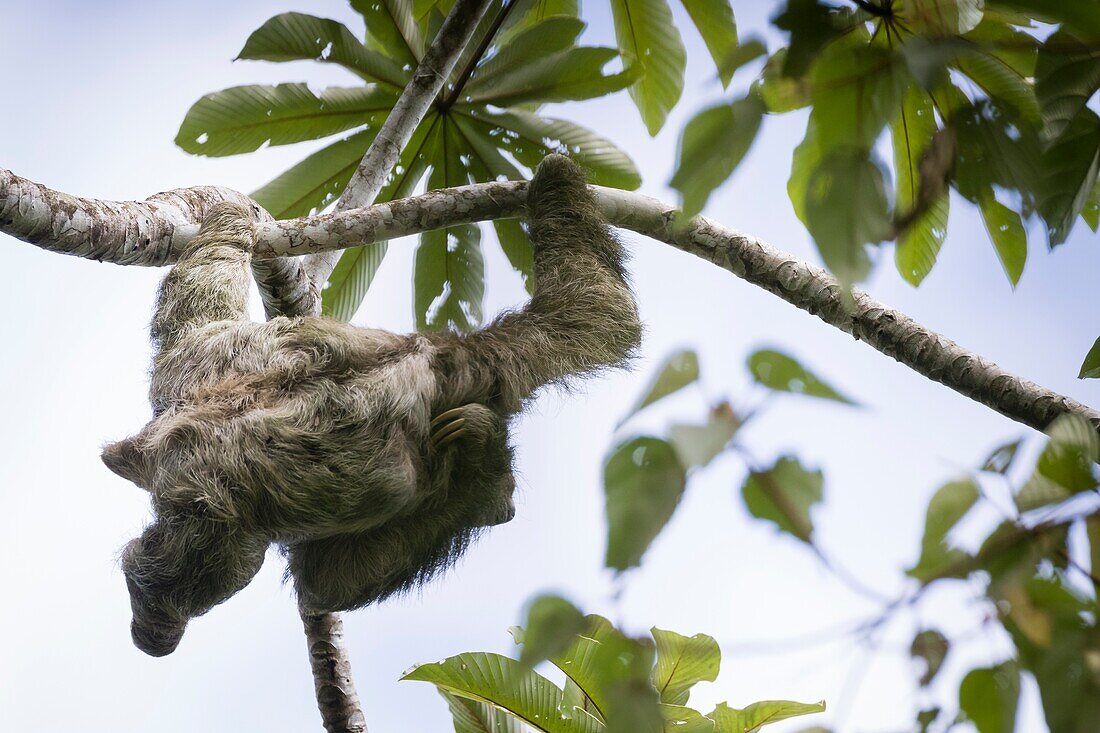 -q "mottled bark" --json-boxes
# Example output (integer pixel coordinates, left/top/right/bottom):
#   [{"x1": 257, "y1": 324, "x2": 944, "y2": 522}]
[{"x1": 301, "y1": 610, "x2": 367, "y2": 733}]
